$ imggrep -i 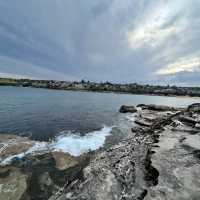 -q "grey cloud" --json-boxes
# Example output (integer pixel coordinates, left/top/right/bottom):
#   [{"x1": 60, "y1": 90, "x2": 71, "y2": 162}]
[
  {"x1": 0, "y1": 0, "x2": 200, "y2": 85},
  {"x1": 159, "y1": 71, "x2": 200, "y2": 86}
]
